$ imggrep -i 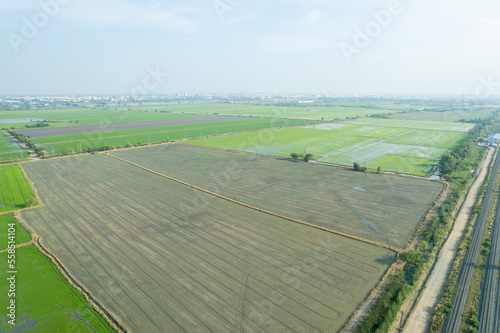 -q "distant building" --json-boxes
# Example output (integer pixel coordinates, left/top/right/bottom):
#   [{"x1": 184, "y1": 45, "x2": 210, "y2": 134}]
[{"x1": 487, "y1": 133, "x2": 500, "y2": 146}]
